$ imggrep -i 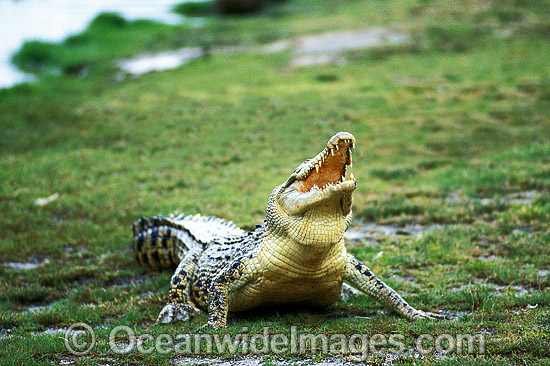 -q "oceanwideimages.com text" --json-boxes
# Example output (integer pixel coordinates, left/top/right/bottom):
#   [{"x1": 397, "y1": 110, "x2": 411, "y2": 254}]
[{"x1": 64, "y1": 323, "x2": 486, "y2": 360}]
